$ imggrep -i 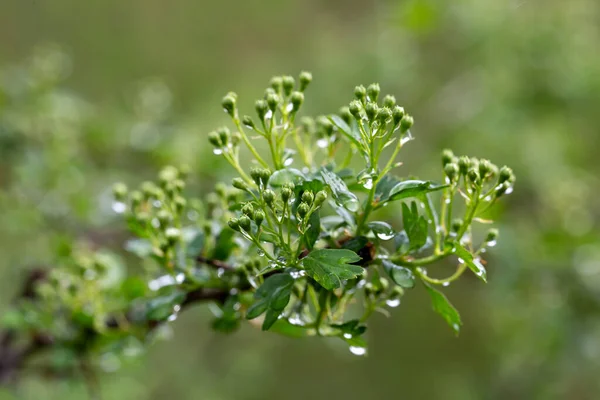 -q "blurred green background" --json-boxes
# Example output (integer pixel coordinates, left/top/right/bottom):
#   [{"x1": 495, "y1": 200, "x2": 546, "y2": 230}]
[{"x1": 1, "y1": 0, "x2": 600, "y2": 399}]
